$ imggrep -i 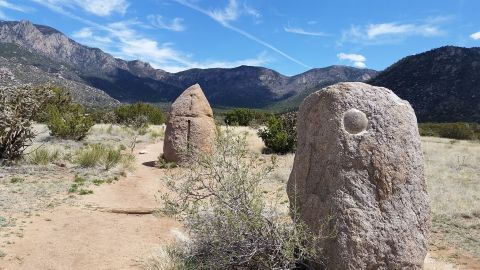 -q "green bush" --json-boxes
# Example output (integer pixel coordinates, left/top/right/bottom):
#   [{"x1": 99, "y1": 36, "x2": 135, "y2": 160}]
[
  {"x1": 47, "y1": 104, "x2": 94, "y2": 140},
  {"x1": 224, "y1": 108, "x2": 256, "y2": 126},
  {"x1": 159, "y1": 129, "x2": 324, "y2": 269},
  {"x1": 223, "y1": 108, "x2": 272, "y2": 126},
  {"x1": 43, "y1": 87, "x2": 94, "y2": 140},
  {"x1": 114, "y1": 103, "x2": 165, "y2": 126},
  {"x1": 258, "y1": 112, "x2": 297, "y2": 154},
  {"x1": 35, "y1": 86, "x2": 73, "y2": 123},
  {"x1": 419, "y1": 123, "x2": 479, "y2": 140}
]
